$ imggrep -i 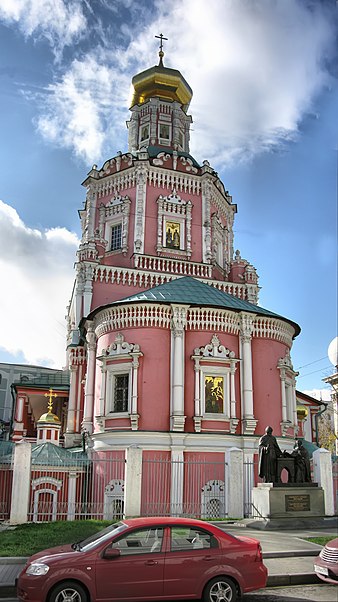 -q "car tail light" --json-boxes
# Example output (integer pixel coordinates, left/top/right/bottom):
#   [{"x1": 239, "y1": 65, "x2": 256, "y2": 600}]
[{"x1": 255, "y1": 543, "x2": 263, "y2": 562}]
